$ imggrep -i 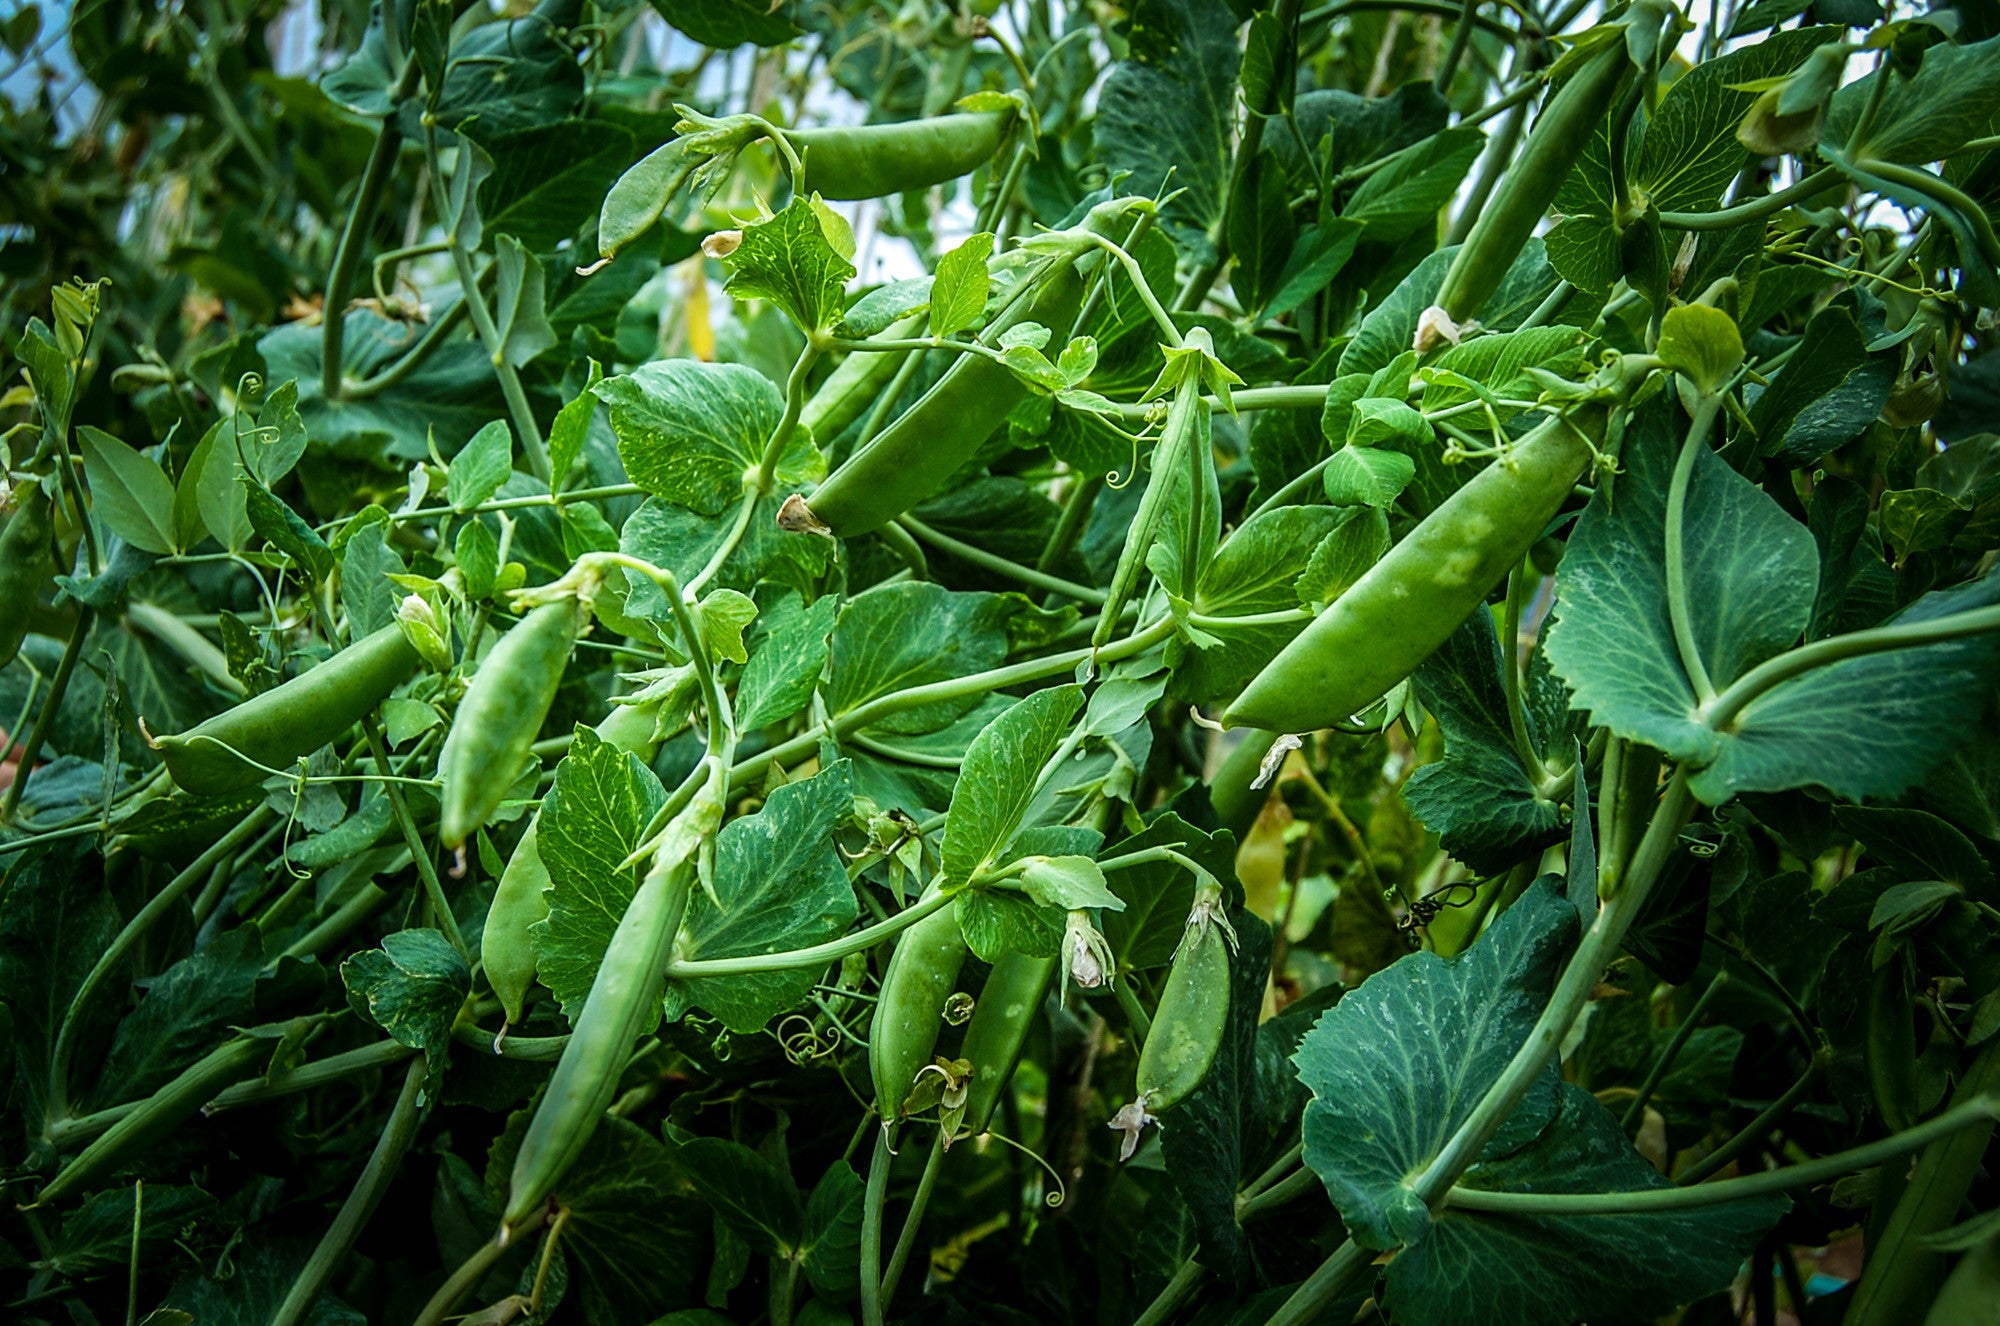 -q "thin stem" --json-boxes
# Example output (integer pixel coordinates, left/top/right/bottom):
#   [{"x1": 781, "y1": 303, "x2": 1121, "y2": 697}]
[
  {"x1": 447, "y1": 237, "x2": 550, "y2": 482},
  {"x1": 1435, "y1": 0, "x2": 1480, "y2": 92},
  {"x1": 1238, "y1": 1164, "x2": 1321, "y2": 1220},
  {"x1": 340, "y1": 296, "x2": 471, "y2": 399},
  {"x1": 270, "y1": 1060, "x2": 427, "y2": 1326},
  {"x1": 1658, "y1": 166, "x2": 1842, "y2": 231},
  {"x1": 323, "y1": 62, "x2": 421, "y2": 399},
  {"x1": 898, "y1": 516, "x2": 1106, "y2": 604},
  {"x1": 1039, "y1": 472, "x2": 1103, "y2": 573},
  {"x1": 361, "y1": 717, "x2": 469, "y2": 959},
  {"x1": 1676, "y1": 1052, "x2": 1826, "y2": 1185},
  {"x1": 1, "y1": 607, "x2": 93, "y2": 823},
  {"x1": 759, "y1": 341, "x2": 823, "y2": 493},
  {"x1": 1449, "y1": 1092, "x2": 2000, "y2": 1215},
  {"x1": 1622, "y1": 972, "x2": 1730, "y2": 1130},
  {"x1": 1704, "y1": 604, "x2": 2000, "y2": 731},
  {"x1": 1664, "y1": 398, "x2": 1721, "y2": 704},
  {"x1": 880, "y1": 1130, "x2": 944, "y2": 1305},
  {"x1": 1499, "y1": 559, "x2": 1541, "y2": 778},
  {"x1": 686, "y1": 492, "x2": 759, "y2": 600},
  {"x1": 666, "y1": 889, "x2": 954, "y2": 978},
  {"x1": 1263, "y1": 1239, "x2": 1375, "y2": 1326},
  {"x1": 1132, "y1": 1257, "x2": 1207, "y2": 1326}
]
